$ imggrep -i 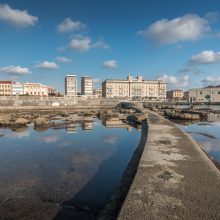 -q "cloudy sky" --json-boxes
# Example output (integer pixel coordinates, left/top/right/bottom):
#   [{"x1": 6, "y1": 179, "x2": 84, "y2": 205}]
[{"x1": 0, "y1": 0, "x2": 220, "y2": 92}]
